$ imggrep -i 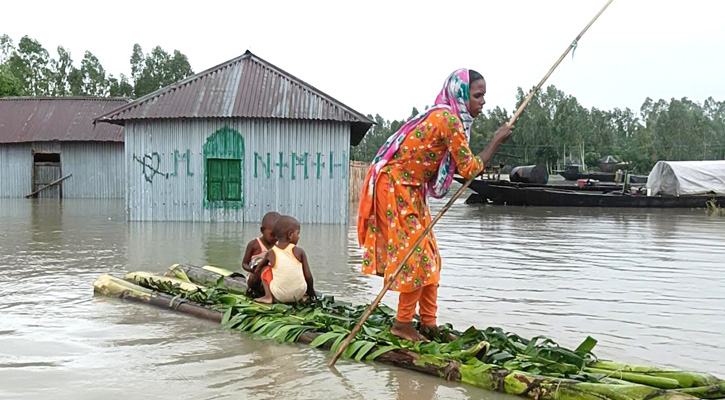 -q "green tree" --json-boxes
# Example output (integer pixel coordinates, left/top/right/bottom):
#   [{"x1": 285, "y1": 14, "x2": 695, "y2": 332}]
[
  {"x1": 6, "y1": 36, "x2": 52, "y2": 96},
  {"x1": 1, "y1": 36, "x2": 197, "y2": 99},
  {"x1": 470, "y1": 106, "x2": 509, "y2": 154},
  {"x1": 50, "y1": 46, "x2": 73, "y2": 96},
  {"x1": 132, "y1": 45, "x2": 194, "y2": 97},
  {"x1": 0, "y1": 64, "x2": 25, "y2": 96},
  {"x1": 351, "y1": 88, "x2": 725, "y2": 172},
  {"x1": 351, "y1": 114, "x2": 391, "y2": 161},
  {"x1": 109, "y1": 73, "x2": 133, "y2": 97},
  {"x1": 68, "y1": 64, "x2": 83, "y2": 96},
  {"x1": 77, "y1": 50, "x2": 109, "y2": 96},
  {"x1": 130, "y1": 43, "x2": 143, "y2": 82},
  {"x1": 0, "y1": 34, "x2": 14, "y2": 64},
  {"x1": 553, "y1": 95, "x2": 590, "y2": 169}
]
